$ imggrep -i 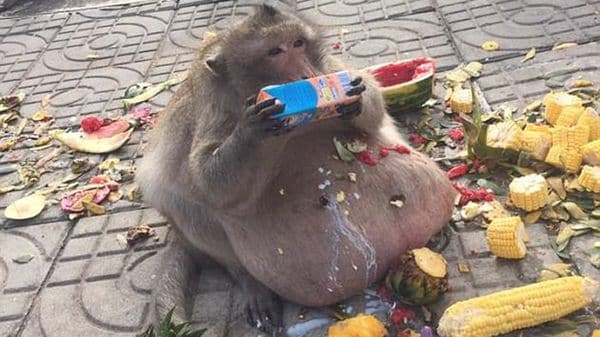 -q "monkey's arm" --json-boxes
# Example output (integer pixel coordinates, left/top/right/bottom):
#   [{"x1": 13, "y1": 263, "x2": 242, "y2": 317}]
[
  {"x1": 187, "y1": 99, "x2": 284, "y2": 210},
  {"x1": 321, "y1": 55, "x2": 387, "y2": 133}
]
